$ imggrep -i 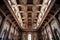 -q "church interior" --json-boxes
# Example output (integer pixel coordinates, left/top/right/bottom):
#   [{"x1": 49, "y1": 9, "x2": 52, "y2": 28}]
[{"x1": 0, "y1": 0, "x2": 60, "y2": 40}]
